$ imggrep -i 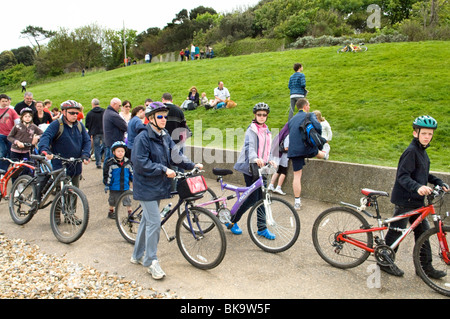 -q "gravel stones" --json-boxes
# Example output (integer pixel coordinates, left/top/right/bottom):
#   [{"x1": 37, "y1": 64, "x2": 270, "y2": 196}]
[{"x1": 0, "y1": 233, "x2": 178, "y2": 299}]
